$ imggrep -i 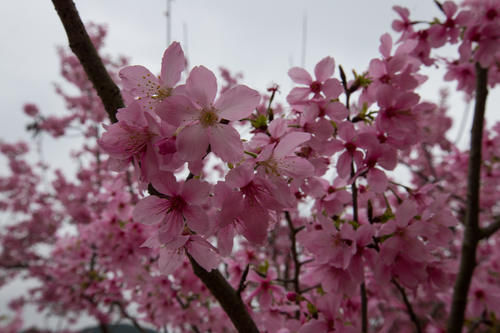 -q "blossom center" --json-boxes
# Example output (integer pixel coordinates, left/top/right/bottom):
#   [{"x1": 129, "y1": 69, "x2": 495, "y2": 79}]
[
  {"x1": 310, "y1": 81, "x2": 322, "y2": 94},
  {"x1": 168, "y1": 195, "x2": 186, "y2": 213},
  {"x1": 486, "y1": 8, "x2": 497, "y2": 20},
  {"x1": 258, "y1": 159, "x2": 280, "y2": 176},
  {"x1": 152, "y1": 87, "x2": 173, "y2": 101},
  {"x1": 345, "y1": 142, "x2": 357, "y2": 153},
  {"x1": 199, "y1": 107, "x2": 219, "y2": 127}
]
